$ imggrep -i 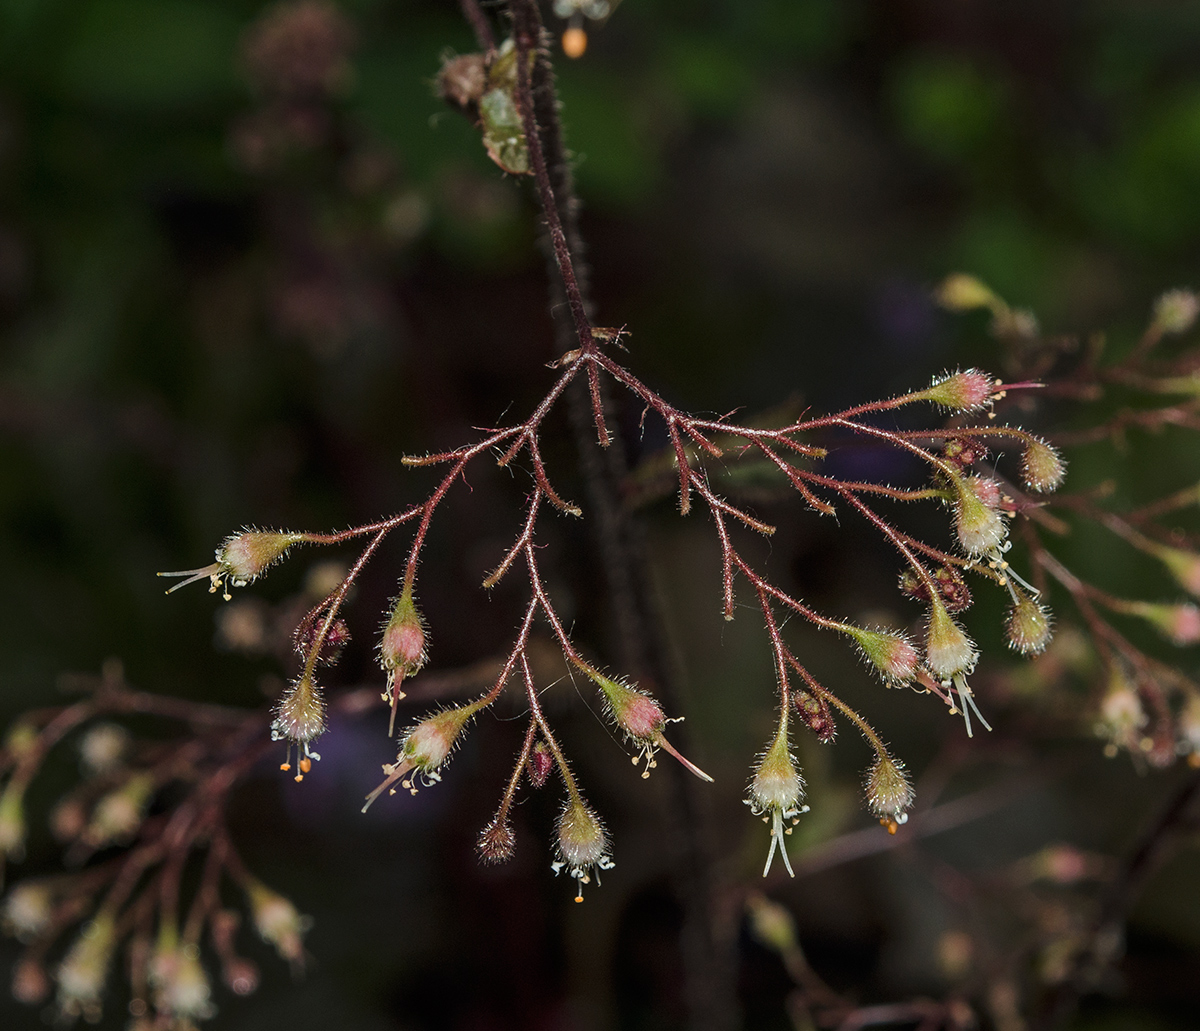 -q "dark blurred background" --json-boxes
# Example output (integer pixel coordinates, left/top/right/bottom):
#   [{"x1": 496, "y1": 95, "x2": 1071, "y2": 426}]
[{"x1": 2, "y1": 1, "x2": 1200, "y2": 1029}]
